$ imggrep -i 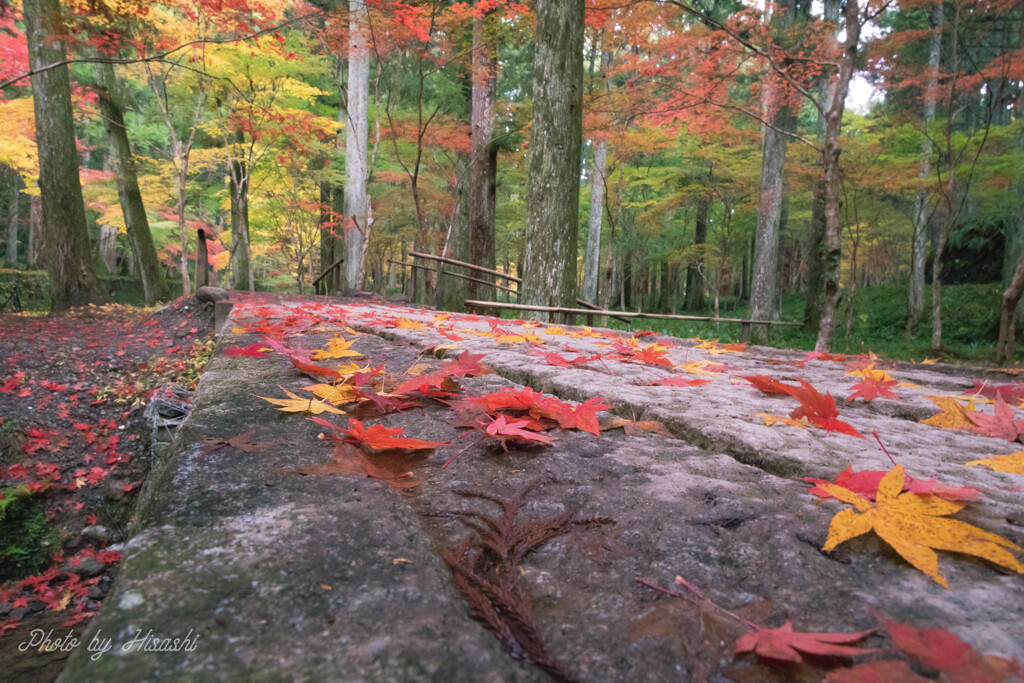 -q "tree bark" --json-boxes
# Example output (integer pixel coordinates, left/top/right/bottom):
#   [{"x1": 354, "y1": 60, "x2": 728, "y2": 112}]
[
  {"x1": 229, "y1": 129, "x2": 252, "y2": 291},
  {"x1": 685, "y1": 191, "x2": 709, "y2": 311},
  {"x1": 749, "y1": 0, "x2": 795, "y2": 343},
  {"x1": 906, "y1": 1, "x2": 943, "y2": 342},
  {"x1": 467, "y1": 6, "x2": 498, "y2": 301},
  {"x1": 344, "y1": 0, "x2": 371, "y2": 292},
  {"x1": 997, "y1": 248, "x2": 1024, "y2": 363},
  {"x1": 23, "y1": 0, "x2": 103, "y2": 310},
  {"x1": 195, "y1": 228, "x2": 209, "y2": 289},
  {"x1": 437, "y1": 153, "x2": 471, "y2": 311},
  {"x1": 95, "y1": 61, "x2": 167, "y2": 304},
  {"x1": 815, "y1": 0, "x2": 861, "y2": 351},
  {"x1": 521, "y1": 0, "x2": 585, "y2": 322},
  {"x1": 6, "y1": 175, "x2": 19, "y2": 267},
  {"x1": 803, "y1": 0, "x2": 840, "y2": 332},
  {"x1": 583, "y1": 48, "x2": 612, "y2": 306}
]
